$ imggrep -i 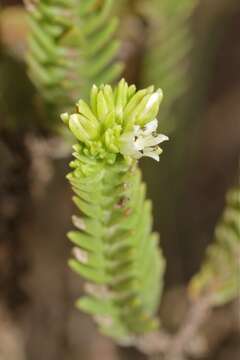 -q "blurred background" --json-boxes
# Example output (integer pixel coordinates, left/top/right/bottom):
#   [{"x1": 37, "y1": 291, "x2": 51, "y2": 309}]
[{"x1": 0, "y1": 0, "x2": 239, "y2": 359}]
